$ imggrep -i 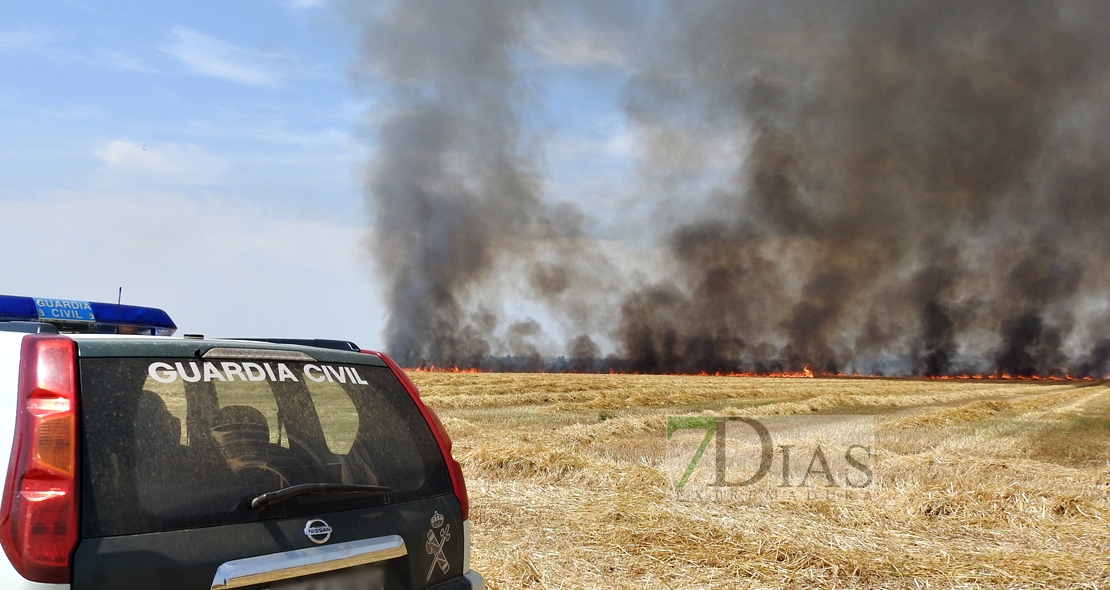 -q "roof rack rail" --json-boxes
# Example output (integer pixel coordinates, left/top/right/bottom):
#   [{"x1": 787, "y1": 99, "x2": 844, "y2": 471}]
[
  {"x1": 223, "y1": 338, "x2": 362, "y2": 352},
  {"x1": 0, "y1": 321, "x2": 61, "y2": 334}
]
